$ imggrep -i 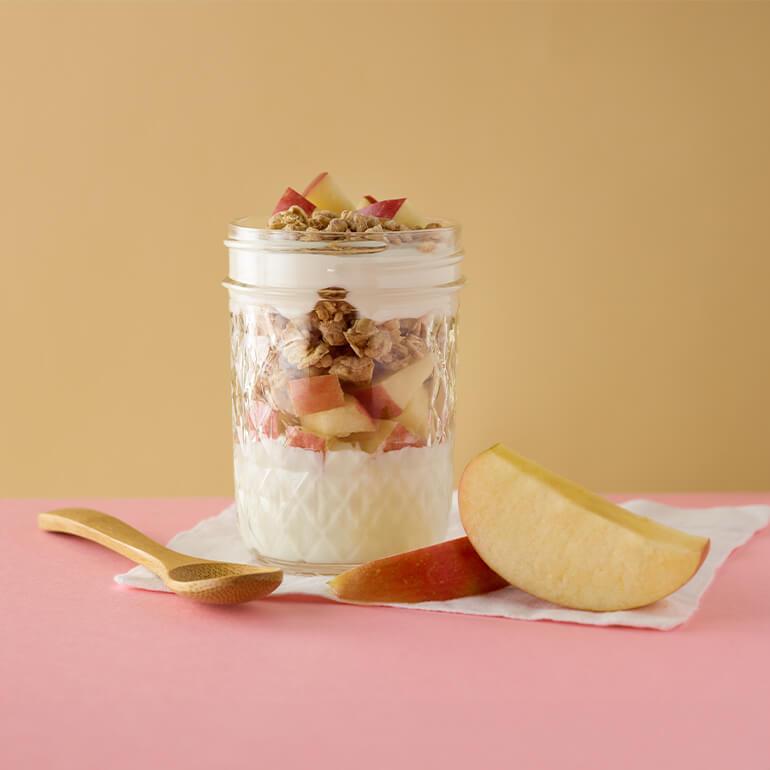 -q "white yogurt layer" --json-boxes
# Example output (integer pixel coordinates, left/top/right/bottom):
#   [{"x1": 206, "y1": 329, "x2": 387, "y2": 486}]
[{"x1": 234, "y1": 440, "x2": 453, "y2": 567}]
